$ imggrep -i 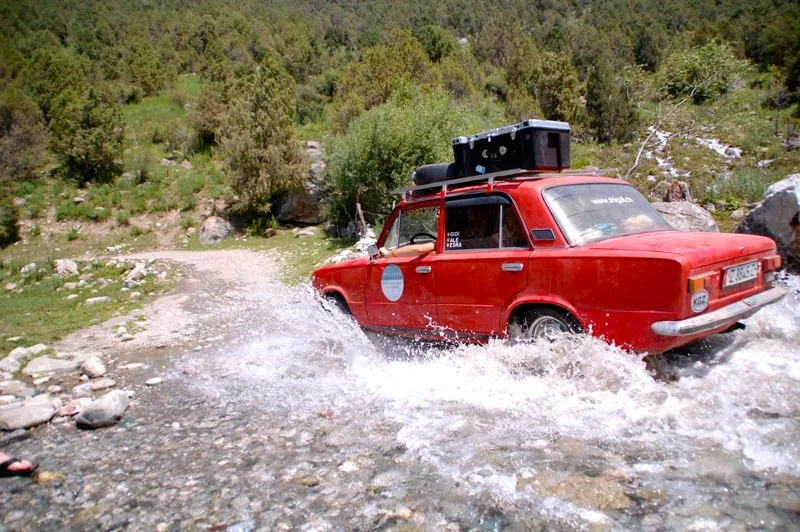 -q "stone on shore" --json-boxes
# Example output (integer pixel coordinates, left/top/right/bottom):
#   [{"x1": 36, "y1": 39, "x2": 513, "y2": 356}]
[
  {"x1": 0, "y1": 395, "x2": 57, "y2": 431},
  {"x1": 737, "y1": 173, "x2": 800, "y2": 272},
  {"x1": 81, "y1": 356, "x2": 107, "y2": 378},
  {"x1": 54, "y1": 259, "x2": 79, "y2": 278},
  {"x1": 199, "y1": 216, "x2": 234, "y2": 245},
  {"x1": 0, "y1": 380, "x2": 28, "y2": 396},
  {"x1": 75, "y1": 390, "x2": 129, "y2": 429},
  {"x1": 145, "y1": 377, "x2": 163, "y2": 386},
  {"x1": 23, "y1": 356, "x2": 79, "y2": 376},
  {"x1": 652, "y1": 201, "x2": 719, "y2": 232}
]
